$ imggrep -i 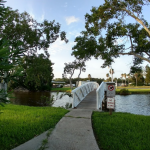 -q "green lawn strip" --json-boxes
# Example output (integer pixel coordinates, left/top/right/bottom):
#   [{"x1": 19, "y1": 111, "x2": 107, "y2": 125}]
[
  {"x1": 117, "y1": 86, "x2": 150, "y2": 89},
  {"x1": 51, "y1": 87, "x2": 71, "y2": 92},
  {"x1": 92, "y1": 112, "x2": 150, "y2": 150},
  {"x1": 116, "y1": 88, "x2": 150, "y2": 94},
  {"x1": 0, "y1": 104, "x2": 69, "y2": 150}
]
